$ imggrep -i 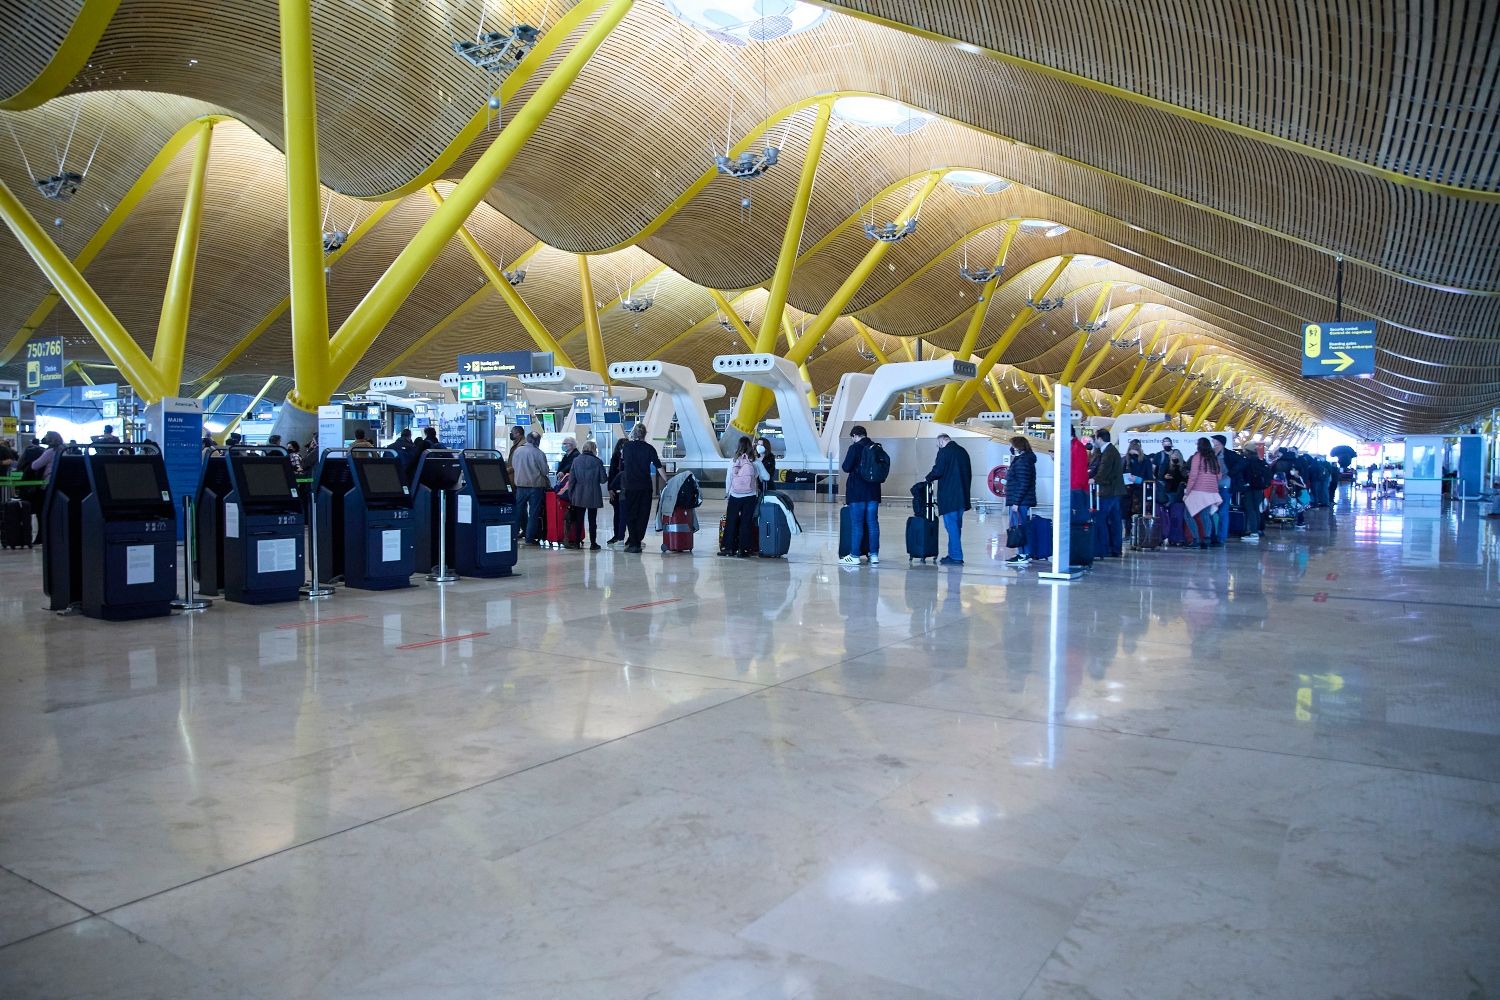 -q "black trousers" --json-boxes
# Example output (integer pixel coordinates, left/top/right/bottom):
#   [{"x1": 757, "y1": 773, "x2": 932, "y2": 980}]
[
  {"x1": 722, "y1": 494, "x2": 757, "y2": 553},
  {"x1": 567, "y1": 504, "x2": 598, "y2": 543},
  {"x1": 624, "y1": 489, "x2": 652, "y2": 546},
  {"x1": 610, "y1": 492, "x2": 626, "y2": 540}
]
